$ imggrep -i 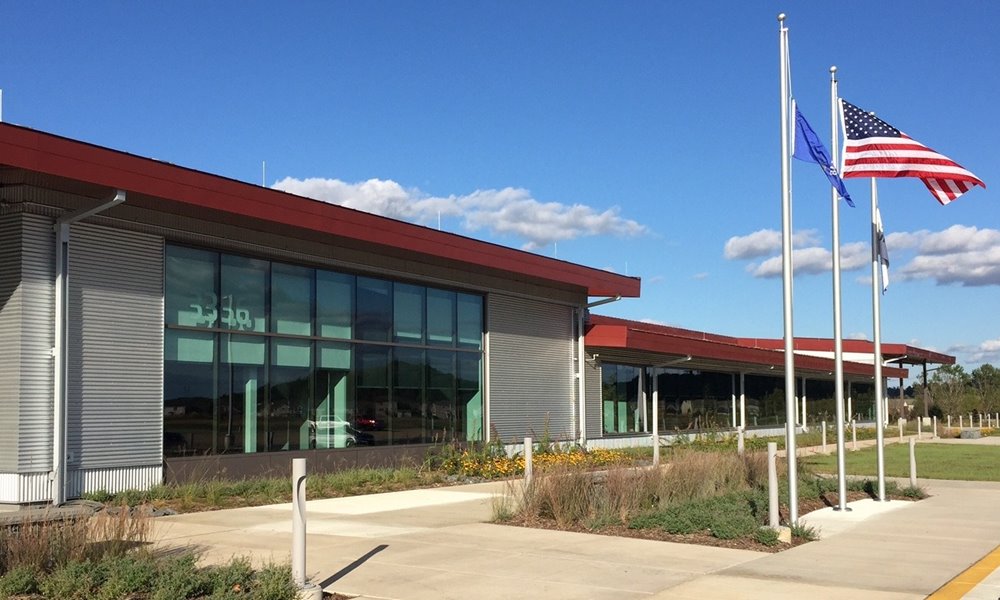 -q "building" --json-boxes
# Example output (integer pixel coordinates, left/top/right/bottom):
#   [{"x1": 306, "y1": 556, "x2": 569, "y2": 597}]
[{"x1": 0, "y1": 123, "x2": 933, "y2": 506}]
